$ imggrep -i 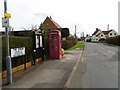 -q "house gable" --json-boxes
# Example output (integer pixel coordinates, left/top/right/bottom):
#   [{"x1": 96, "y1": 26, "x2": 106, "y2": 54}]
[
  {"x1": 42, "y1": 16, "x2": 61, "y2": 30},
  {"x1": 108, "y1": 30, "x2": 118, "y2": 37},
  {"x1": 92, "y1": 28, "x2": 99, "y2": 35},
  {"x1": 96, "y1": 32, "x2": 106, "y2": 40},
  {"x1": 91, "y1": 28, "x2": 102, "y2": 42}
]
